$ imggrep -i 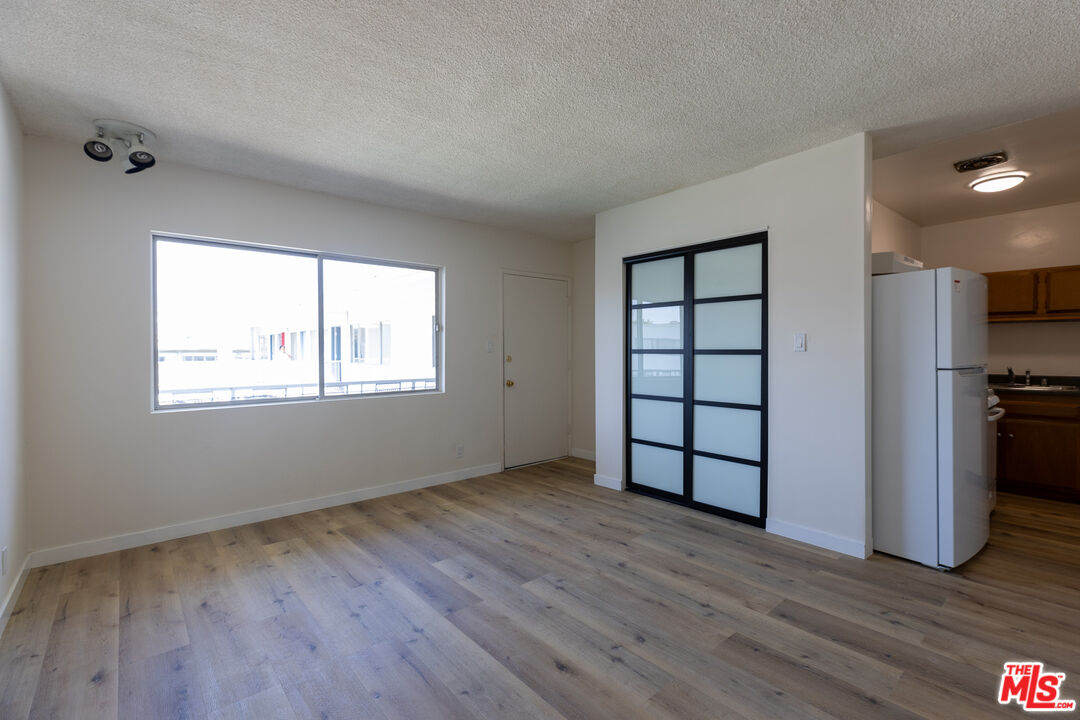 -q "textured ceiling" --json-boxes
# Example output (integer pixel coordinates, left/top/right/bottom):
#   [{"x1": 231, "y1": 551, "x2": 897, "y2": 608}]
[
  {"x1": 3, "y1": 1, "x2": 1080, "y2": 241},
  {"x1": 874, "y1": 106, "x2": 1080, "y2": 226}
]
